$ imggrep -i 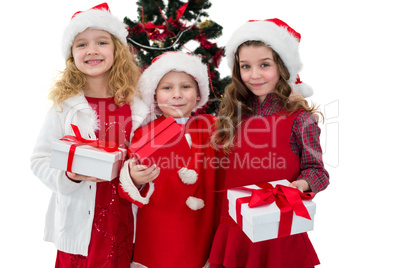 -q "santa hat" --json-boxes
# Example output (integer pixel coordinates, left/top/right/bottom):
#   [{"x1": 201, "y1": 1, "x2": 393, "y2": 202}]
[
  {"x1": 61, "y1": 3, "x2": 128, "y2": 59},
  {"x1": 225, "y1": 19, "x2": 313, "y2": 98},
  {"x1": 138, "y1": 51, "x2": 210, "y2": 114}
]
